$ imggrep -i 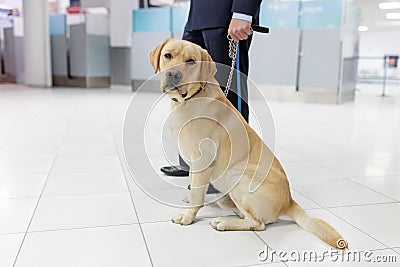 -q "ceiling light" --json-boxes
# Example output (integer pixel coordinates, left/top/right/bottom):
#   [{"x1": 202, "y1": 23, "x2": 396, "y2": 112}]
[
  {"x1": 357, "y1": 25, "x2": 369, "y2": 31},
  {"x1": 386, "y1": 12, "x2": 400, "y2": 19},
  {"x1": 85, "y1": 7, "x2": 108, "y2": 14},
  {"x1": 379, "y1": 2, "x2": 400, "y2": 10}
]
